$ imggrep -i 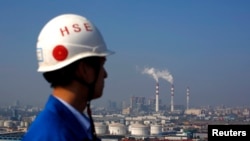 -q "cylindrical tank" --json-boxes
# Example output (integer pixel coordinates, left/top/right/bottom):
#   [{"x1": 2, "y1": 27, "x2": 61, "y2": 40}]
[
  {"x1": 24, "y1": 121, "x2": 29, "y2": 127},
  {"x1": 109, "y1": 122, "x2": 126, "y2": 135},
  {"x1": 130, "y1": 123, "x2": 149, "y2": 136},
  {"x1": 3, "y1": 120, "x2": 13, "y2": 127},
  {"x1": 94, "y1": 122, "x2": 107, "y2": 135},
  {"x1": 150, "y1": 124, "x2": 162, "y2": 135},
  {"x1": 20, "y1": 121, "x2": 26, "y2": 127}
]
